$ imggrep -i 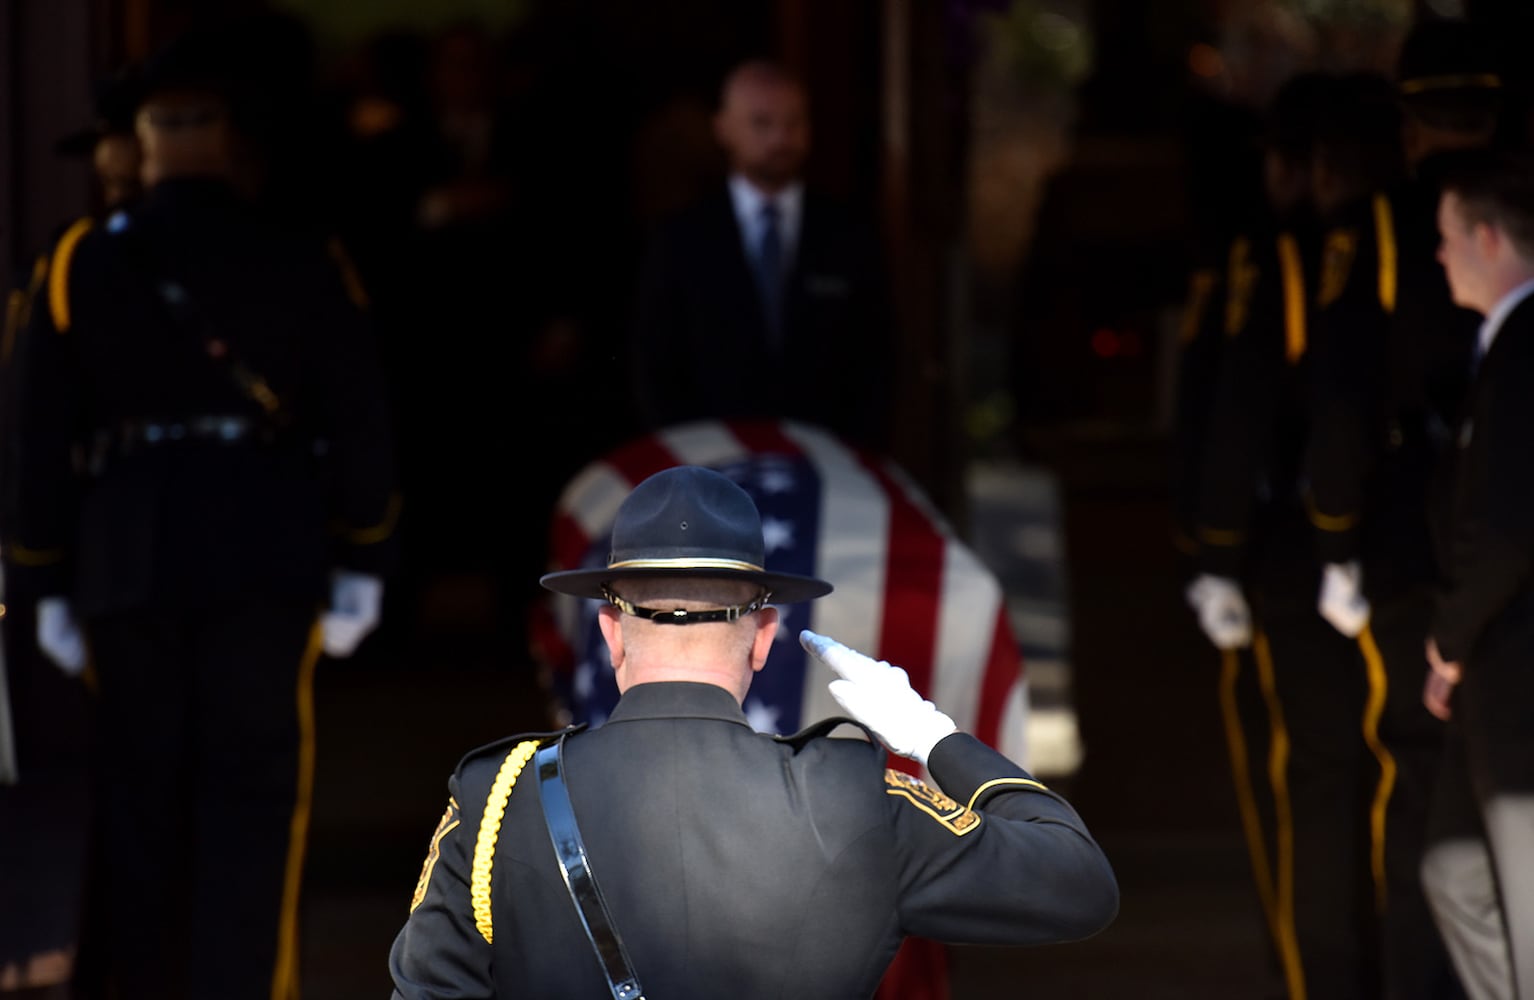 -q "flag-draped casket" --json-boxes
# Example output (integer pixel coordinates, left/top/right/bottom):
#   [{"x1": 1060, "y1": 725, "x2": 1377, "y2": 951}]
[{"x1": 530, "y1": 418, "x2": 1029, "y2": 999}]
